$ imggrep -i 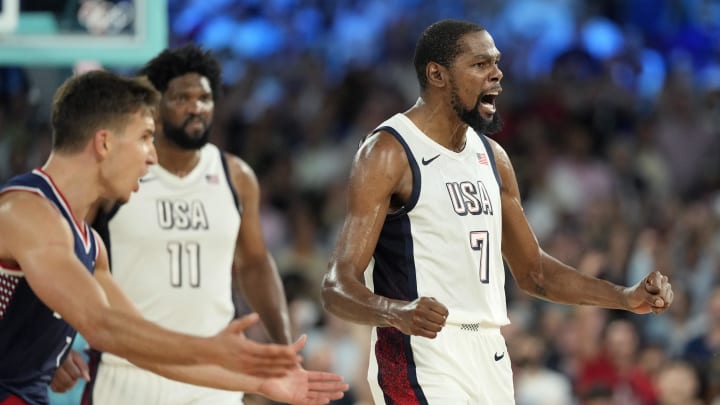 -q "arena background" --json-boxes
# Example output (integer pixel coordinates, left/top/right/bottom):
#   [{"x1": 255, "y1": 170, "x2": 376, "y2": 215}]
[{"x1": 1, "y1": 0, "x2": 719, "y2": 404}]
